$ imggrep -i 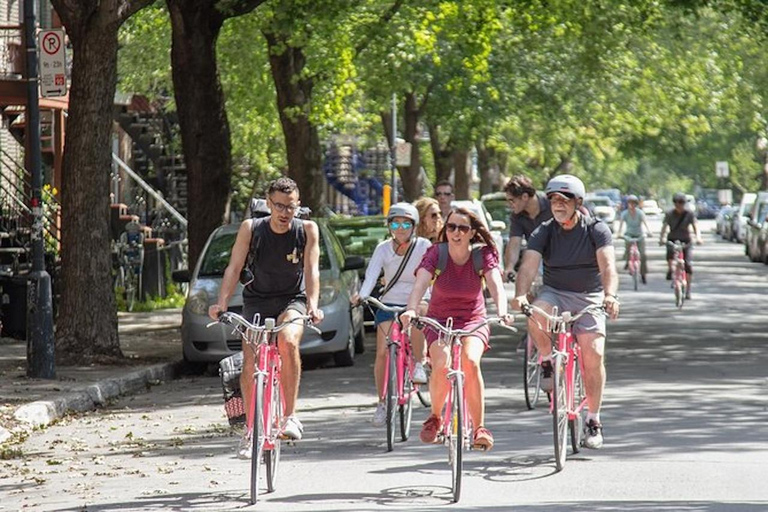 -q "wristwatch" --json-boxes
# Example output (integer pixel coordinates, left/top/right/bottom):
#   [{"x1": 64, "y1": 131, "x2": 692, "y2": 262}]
[{"x1": 605, "y1": 293, "x2": 619, "y2": 300}]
